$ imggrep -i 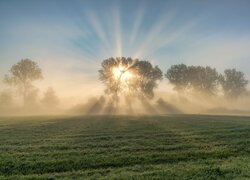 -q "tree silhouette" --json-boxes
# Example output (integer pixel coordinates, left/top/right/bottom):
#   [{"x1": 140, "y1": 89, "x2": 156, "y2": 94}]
[
  {"x1": 166, "y1": 64, "x2": 248, "y2": 98},
  {"x1": 188, "y1": 66, "x2": 219, "y2": 94},
  {"x1": 166, "y1": 64, "x2": 221, "y2": 95},
  {"x1": 4, "y1": 59, "x2": 43, "y2": 106},
  {"x1": 41, "y1": 87, "x2": 59, "y2": 108},
  {"x1": 165, "y1": 64, "x2": 189, "y2": 92},
  {"x1": 219, "y1": 69, "x2": 248, "y2": 98},
  {"x1": 99, "y1": 57, "x2": 162, "y2": 100}
]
